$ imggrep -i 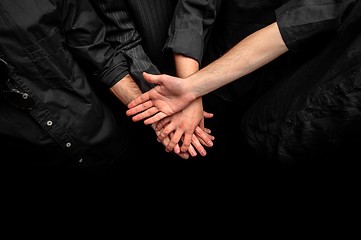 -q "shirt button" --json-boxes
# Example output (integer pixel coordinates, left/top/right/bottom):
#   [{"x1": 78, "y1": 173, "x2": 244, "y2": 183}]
[
  {"x1": 65, "y1": 142, "x2": 71, "y2": 148},
  {"x1": 22, "y1": 93, "x2": 29, "y2": 99},
  {"x1": 46, "y1": 120, "x2": 53, "y2": 126}
]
